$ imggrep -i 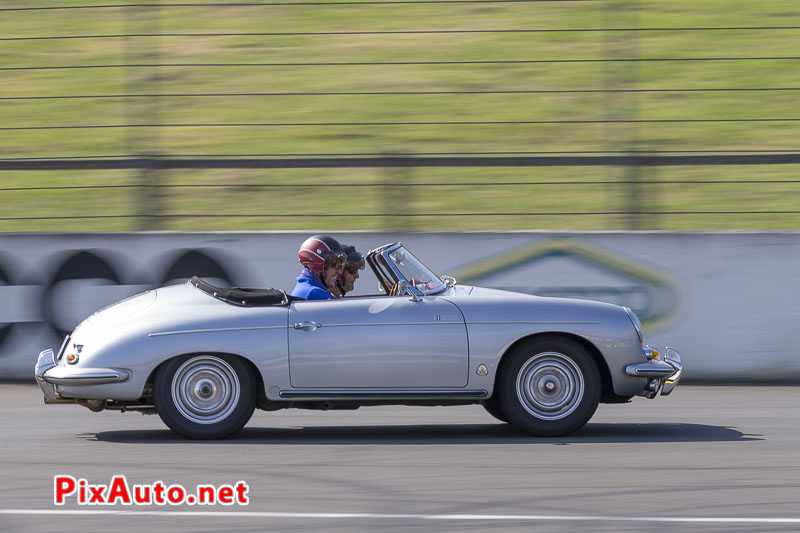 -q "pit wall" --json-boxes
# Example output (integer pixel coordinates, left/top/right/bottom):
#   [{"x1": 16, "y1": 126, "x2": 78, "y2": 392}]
[{"x1": 1, "y1": 231, "x2": 797, "y2": 381}]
